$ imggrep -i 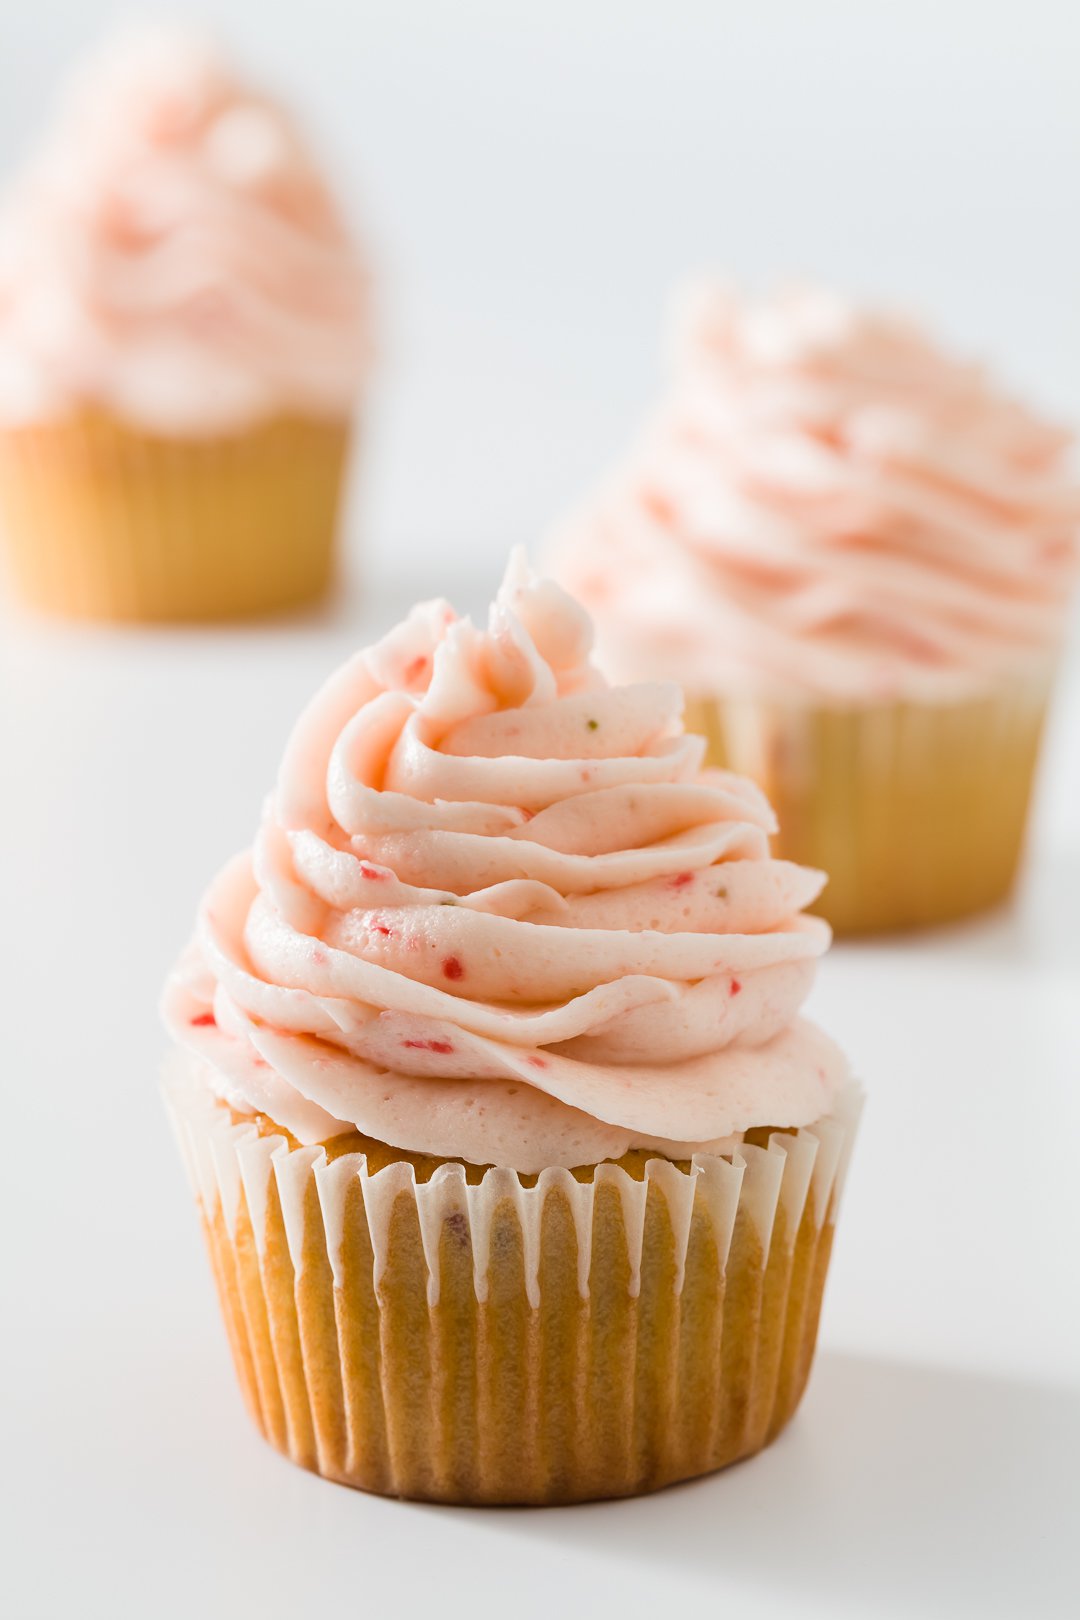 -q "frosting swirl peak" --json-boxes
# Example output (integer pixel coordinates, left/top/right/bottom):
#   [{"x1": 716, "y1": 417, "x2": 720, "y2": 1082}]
[{"x1": 163, "y1": 556, "x2": 845, "y2": 1171}]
